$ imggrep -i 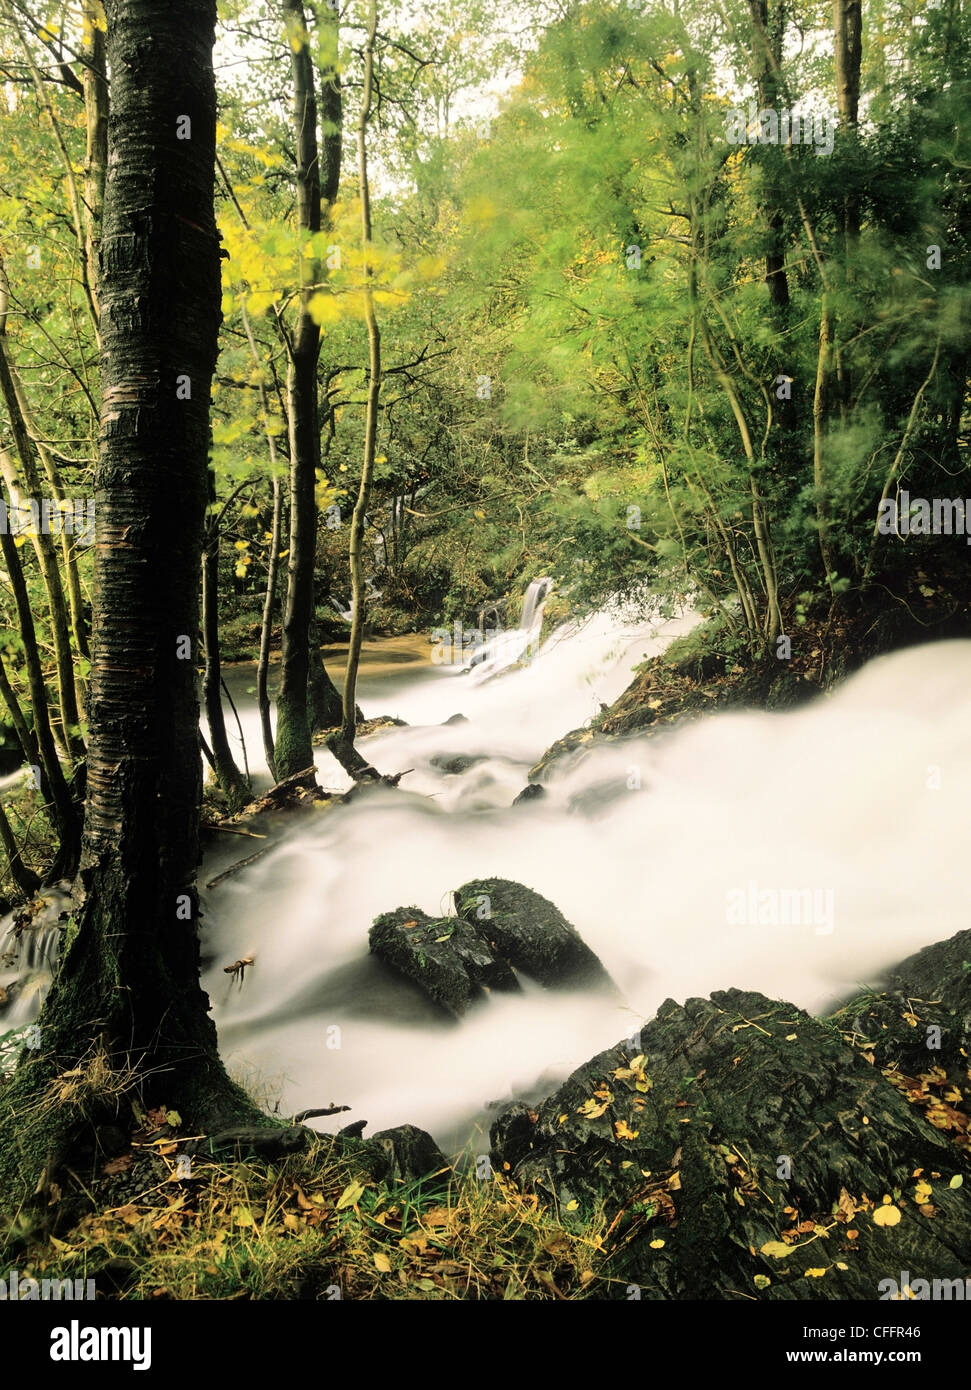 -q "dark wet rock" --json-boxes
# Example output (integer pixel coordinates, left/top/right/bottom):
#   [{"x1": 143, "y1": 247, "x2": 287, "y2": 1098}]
[
  {"x1": 328, "y1": 1123, "x2": 451, "y2": 1192},
  {"x1": 370, "y1": 1124, "x2": 450, "y2": 1185},
  {"x1": 490, "y1": 984, "x2": 971, "y2": 1299},
  {"x1": 888, "y1": 928, "x2": 971, "y2": 1030},
  {"x1": 512, "y1": 783, "x2": 546, "y2": 805},
  {"x1": 826, "y1": 929, "x2": 971, "y2": 1123},
  {"x1": 338, "y1": 1119, "x2": 368, "y2": 1139},
  {"x1": 489, "y1": 1101, "x2": 537, "y2": 1166},
  {"x1": 369, "y1": 906, "x2": 520, "y2": 1019},
  {"x1": 527, "y1": 726, "x2": 603, "y2": 782},
  {"x1": 454, "y1": 878, "x2": 612, "y2": 990},
  {"x1": 429, "y1": 752, "x2": 487, "y2": 775}
]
